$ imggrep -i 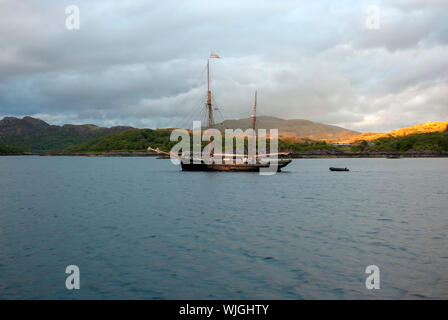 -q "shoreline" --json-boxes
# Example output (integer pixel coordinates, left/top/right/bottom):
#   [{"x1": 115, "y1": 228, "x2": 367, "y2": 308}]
[
  {"x1": 2, "y1": 151, "x2": 448, "y2": 158},
  {"x1": 289, "y1": 151, "x2": 448, "y2": 158},
  {"x1": 0, "y1": 152, "x2": 159, "y2": 157}
]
